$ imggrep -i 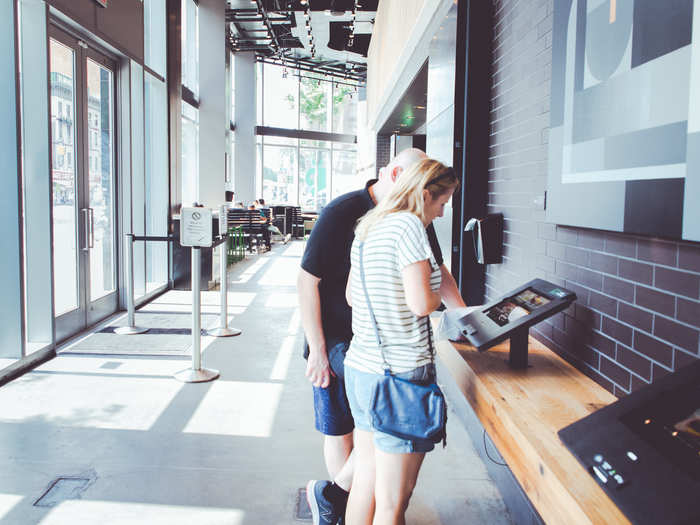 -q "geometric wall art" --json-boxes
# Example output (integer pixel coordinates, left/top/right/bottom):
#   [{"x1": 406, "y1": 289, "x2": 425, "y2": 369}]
[{"x1": 547, "y1": 0, "x2": 700, "y2": 242}]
